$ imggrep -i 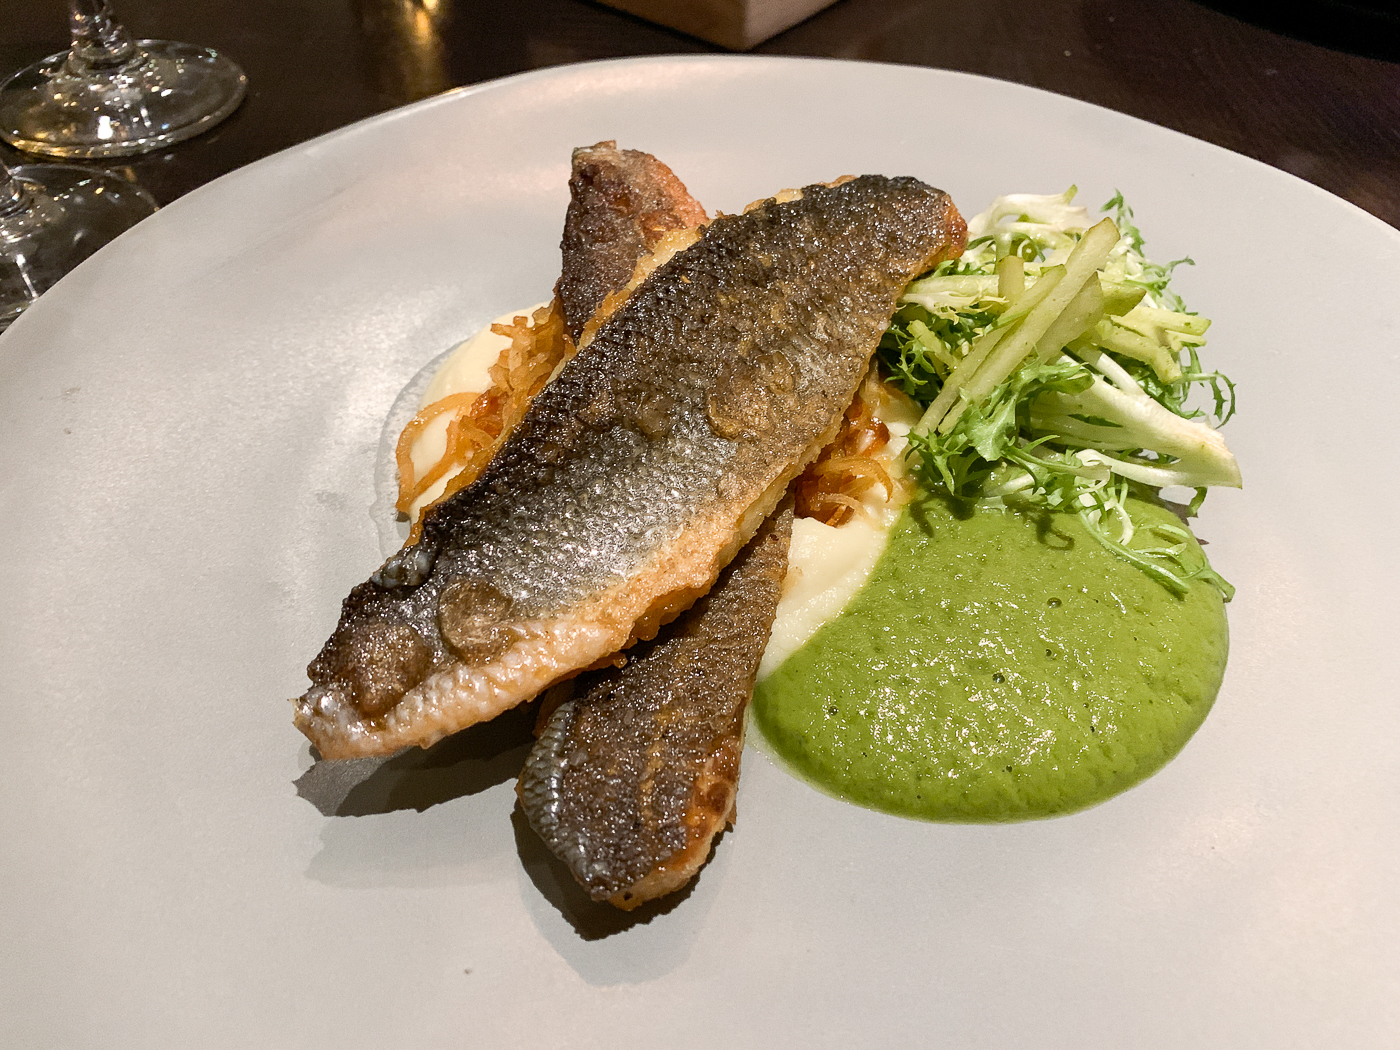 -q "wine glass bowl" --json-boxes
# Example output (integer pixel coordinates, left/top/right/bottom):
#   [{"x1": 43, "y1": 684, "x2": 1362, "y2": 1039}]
[
  {"x1": 0, "y1": 1, "x2": 247, "y2": 161},
  {"x1": 0, "y1": 39, "x2": 247, "y2": 160}
]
